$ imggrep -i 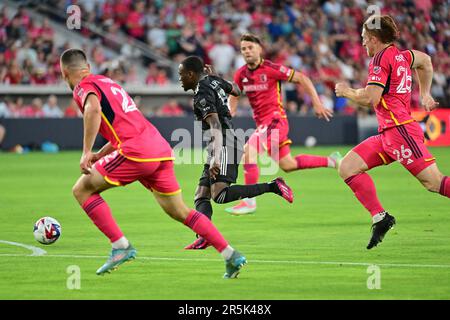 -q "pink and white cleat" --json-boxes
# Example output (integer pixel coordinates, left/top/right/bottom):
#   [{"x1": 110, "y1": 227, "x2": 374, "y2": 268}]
[
  {"x1": 184, "y1": 236, "x2": 211, "y2": 250},
  {"x1": 273, "y1": 177, "x2": 294, "y2": 203},
  {"x1": 225, "y1": 199, "x2": 257, "y2": 215}
]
